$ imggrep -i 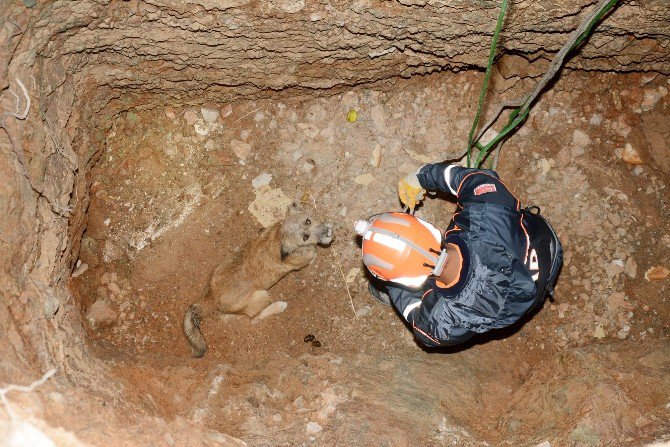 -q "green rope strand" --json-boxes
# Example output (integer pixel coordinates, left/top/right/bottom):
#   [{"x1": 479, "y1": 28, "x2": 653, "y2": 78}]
[
  {"x1": 468, "y1": 0, "x2": 620, "y2": 169},
  {"x1": 466, "y1": 0, "x2": 508, "y2": 168}
]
